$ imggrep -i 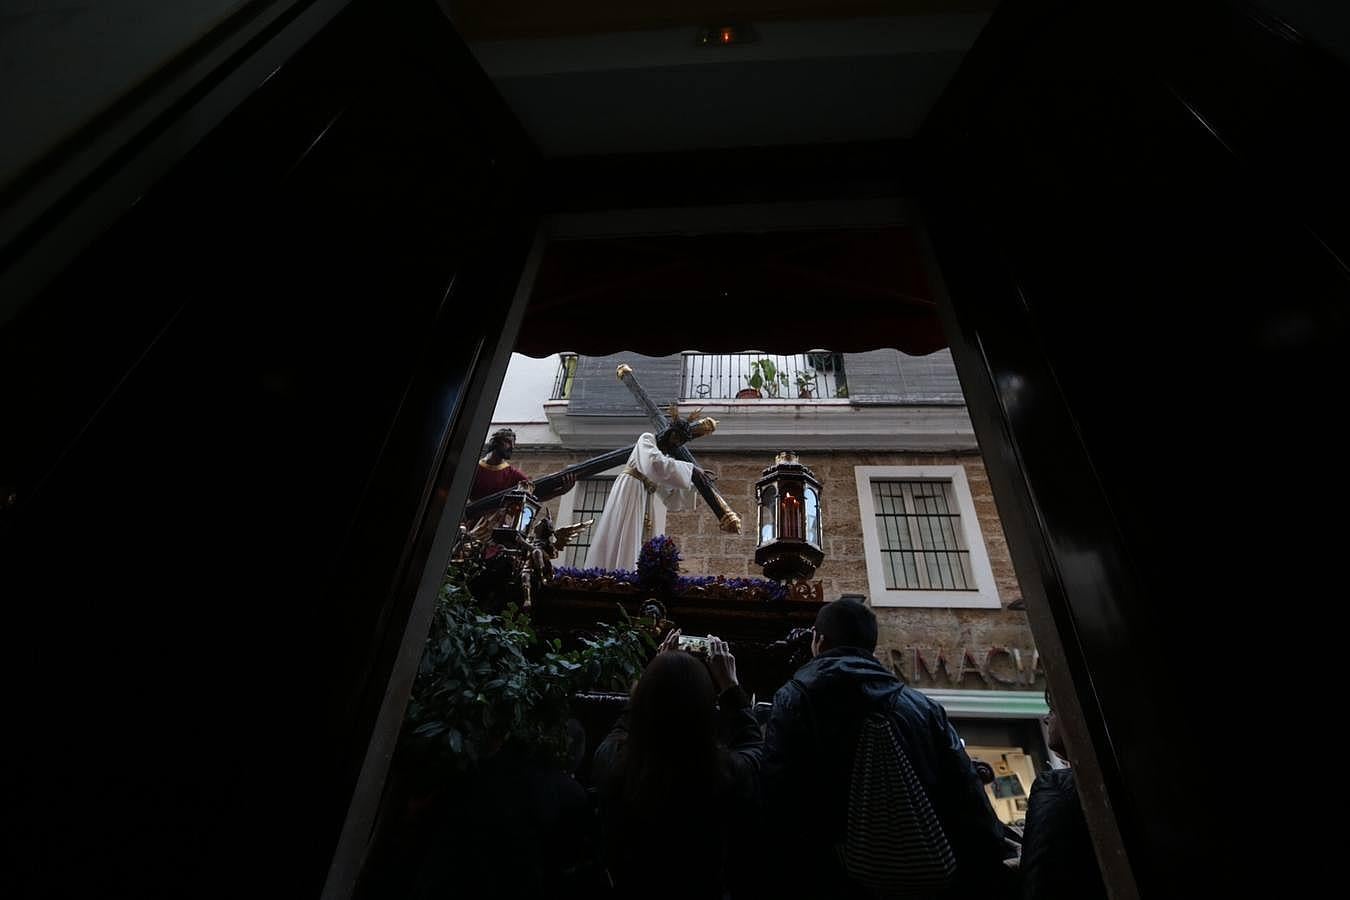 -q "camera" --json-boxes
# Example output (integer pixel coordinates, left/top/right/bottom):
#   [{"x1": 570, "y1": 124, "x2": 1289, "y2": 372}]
[{"x1": 677, "y1": 634, "x2": 711, "y2": 654}]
